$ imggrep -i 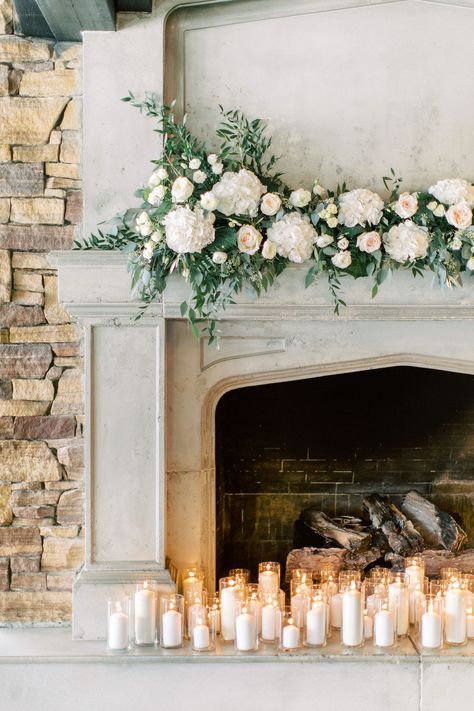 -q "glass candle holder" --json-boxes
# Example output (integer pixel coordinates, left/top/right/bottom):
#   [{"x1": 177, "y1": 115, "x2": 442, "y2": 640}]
[
  {"x1": 440, "y1": 567, "x2": 460, "y2": 581},
  {"x1": 186, "y1": 589, "x2": 208, "y2": 640},
  {"x1": 107, "y1": 597, "x2": 131, "y2": 652},
  {"x1": 258, "y1": 562, "x2": 280, "y2": 596},
  {"x1": 229, "y1": 568, "x2": 250, "y2": 586},
  {"x1": 467, "y1": 605, "x2": 474, "y2": 639},
  {"x1": 246, "y1": 583, "x2": 261, "y2": 635},
  {"x1": 182, "y1": 567, "x2": 204, "y2": 599},
  {"x1": 388, "y1": 572, "x2": 410, "y2": 637},
  {"x1": 404, "y1": 556, "x2": 425, "y2": 590},
  {"x1": 341, "y1": 580, "x2": 365, "y2": 647},
  {"x1": 369, "y1": 567, "x2": 391, "y2": 584},
  {"x1": 365, "y1": 580, "x2": 387, "y2": 618},
  {"x1": 409, "y1": 579, "x2": 427, "y2": 626},
  {"x1": 190, "y1": 605, "x2": 216, "y2": 652},
  {"x1": 304, "y1": 590, "x2": 327, "y2": 647},
  {"x1": 374, "y1": 596, "x2": 395, "y2": 648},
  {"x1": 444, "y1": 579, "x2": 467, "y2": 646},
  {"x1": 339, "y1": 570, "x2": 361, "y2": 586},
  {"x1": 234, "y1": 599, "x2": 258, "y2": 652},
  {"x1": 420, "y1": 594, "x2": 443, "y2": 650},
  {"x1": 290, "y1": 579, "x2": 312, "y2": 628},
  {"x1": 290, "y1": 568, "x2": 313, "y2": 586},
  {"x1": 208, "y1": 593, "x2": 221, "y2": 635},
  {"x1": 219, "y1": 577, "x2": 242, "y2": 642},
  {"x1": 260, "y1": 593, "x2": 279, "y2": 643},
  {"x1": 278, "y1": 606, "x2": 301, "y2": 651},
  {"x1": 160, "y1": 593, "x2": 184, "y2": 648},
  {"x1": 134, "y1": 581, "x2": 157, "y2": 646},
  {"x1": 363, "y1": 609, "x2": 373, "y2": 640}
]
